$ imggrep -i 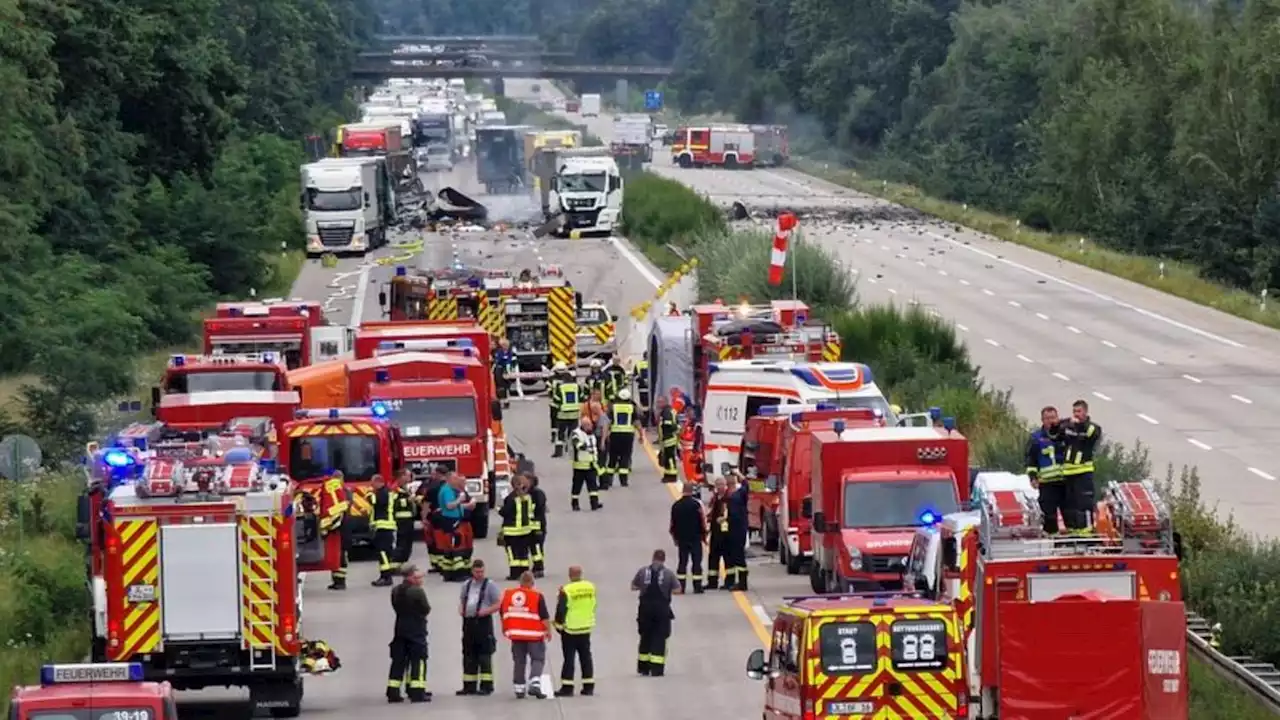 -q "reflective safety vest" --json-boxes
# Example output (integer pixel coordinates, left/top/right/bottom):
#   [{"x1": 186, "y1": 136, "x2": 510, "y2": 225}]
[
  {"x1": 500, "y1": 587, "x2": 547, "y2": 641},
  {"x1": 320, "y1": 477, "x2": 348, "y2": 532},
  {"x1": 571, "y1": 429, "x2": 598, "y2": 471},
  {"x1": 558, "y1": 580, "x2": 597, "y2": 634},
  {"x1": 1026, "y1": 428, "x2": 1064, "y2": 482},
  {"x1": 609, "y1": 402, "x2": 635, "y2": 433},
  {"x1": 393, "y1": 490, "x2": 415, "y2": 524},
  {"x1": 556, "y1": 382, "x2": 581, "y2": 421},
  {"x1": 659, "y1": 408, "x2": 679, "y2": 447},
  {"x1": 504, "y1": 495, "x2": 535, "y2": 537},
  {"x1": 371, "y1": 487, "x2": 396, "y2": 531}
]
